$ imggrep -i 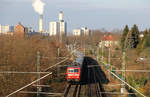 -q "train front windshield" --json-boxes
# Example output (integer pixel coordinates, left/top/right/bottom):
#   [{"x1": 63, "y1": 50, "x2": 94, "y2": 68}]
[
  {"x1": 74, "y1": 69, "x2": 79, "y2": 72},
  {"x1": 68, "y1": 69, "x2": 79, "y2": 73}
]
